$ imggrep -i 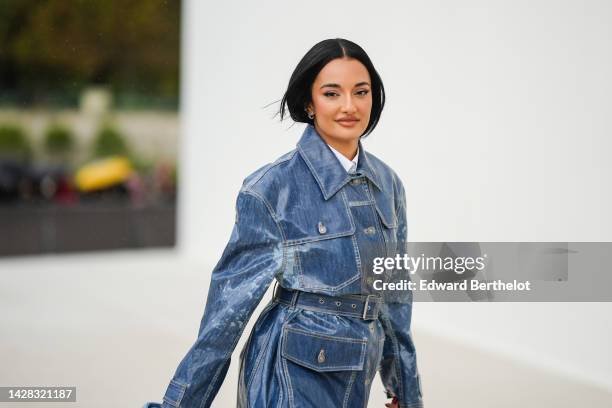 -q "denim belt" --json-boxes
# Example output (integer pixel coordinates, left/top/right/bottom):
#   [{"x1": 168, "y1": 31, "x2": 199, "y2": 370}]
[{"x1": 273, "y1": 283, "x2": 383, "y2": 320}]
